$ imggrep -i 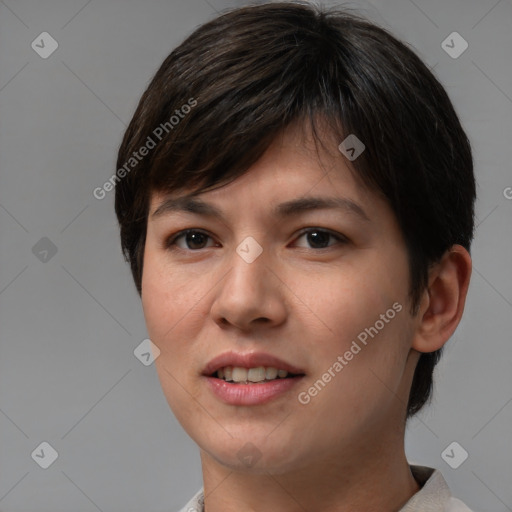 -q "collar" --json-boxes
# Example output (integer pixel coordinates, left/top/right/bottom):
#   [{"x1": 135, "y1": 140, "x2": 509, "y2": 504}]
[
  {"x1": 178, "y1": 465, "x2": 453, "y2": 512},
  {"x1": 399, "y1": 465, "x2": 452, "y2": 511}
]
